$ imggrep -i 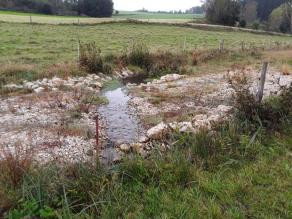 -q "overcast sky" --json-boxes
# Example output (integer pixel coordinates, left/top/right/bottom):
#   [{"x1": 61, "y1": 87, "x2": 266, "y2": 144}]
[{"x1": 113, "y1": 0, "x2": 202, "y2": 11}]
